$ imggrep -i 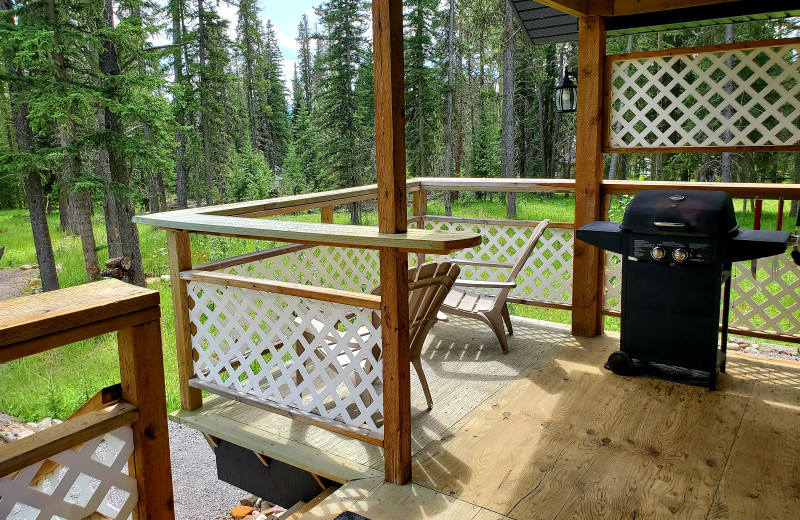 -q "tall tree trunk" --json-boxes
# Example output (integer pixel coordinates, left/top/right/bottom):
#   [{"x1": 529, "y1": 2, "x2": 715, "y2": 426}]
[
  {"x1": 501, "y1": 0, "x2": 515, "y2": 218},
  {"x1": 536, "y1": 80, "x2": 548, "y2": 178},
  {"x1": 97, "y1": 110, "x2": 122, "y2": 258},
  {"x1": 721, "y1": 24, "x2": 735, "y2": 183},
  {"x1": 2, "y1": 0, "x2": 59, "y2": 290},
  {"x1": 443, "y1": 0, "x2": 455, "y2": 216},
  {"x1": 172, "y1": 0, "x2": 188, "y2": 208},
  {"x1": 198, "y1": 0, "x2": 213, "y2": 206},
  {"x1": 47, "y1": 0, "x2": 99, "y2": 281},
  {"x1": 609, "y1": 36, "x2": 633, "y2": 181},
  {"x1": 99, "y1": 0, "x2": 145, "y2": 286}
]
